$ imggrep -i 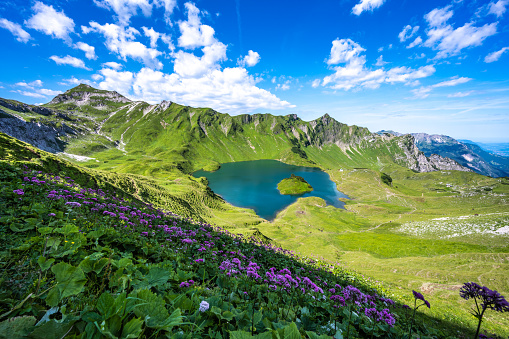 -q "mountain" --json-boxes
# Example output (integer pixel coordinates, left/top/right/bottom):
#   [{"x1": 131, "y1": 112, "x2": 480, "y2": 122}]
[
  {"x1": 0, "y1": 84, "x2": 469, "y2": 177},
  {"x1": 377, "y1": 131, "x2": 509, "y2": 177},
  {"x1": 459, "y1": 139, "x2": 509, "y2": 157},
  {"x1": 411, "y1": 133, "x2": 509, "y2": 177}
]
